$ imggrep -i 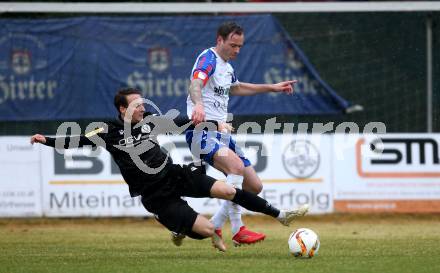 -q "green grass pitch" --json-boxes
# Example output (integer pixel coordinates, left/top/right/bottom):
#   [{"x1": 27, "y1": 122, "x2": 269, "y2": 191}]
[{"x1": 1, "y1": 214, "x2": 439, "y2": 273}]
